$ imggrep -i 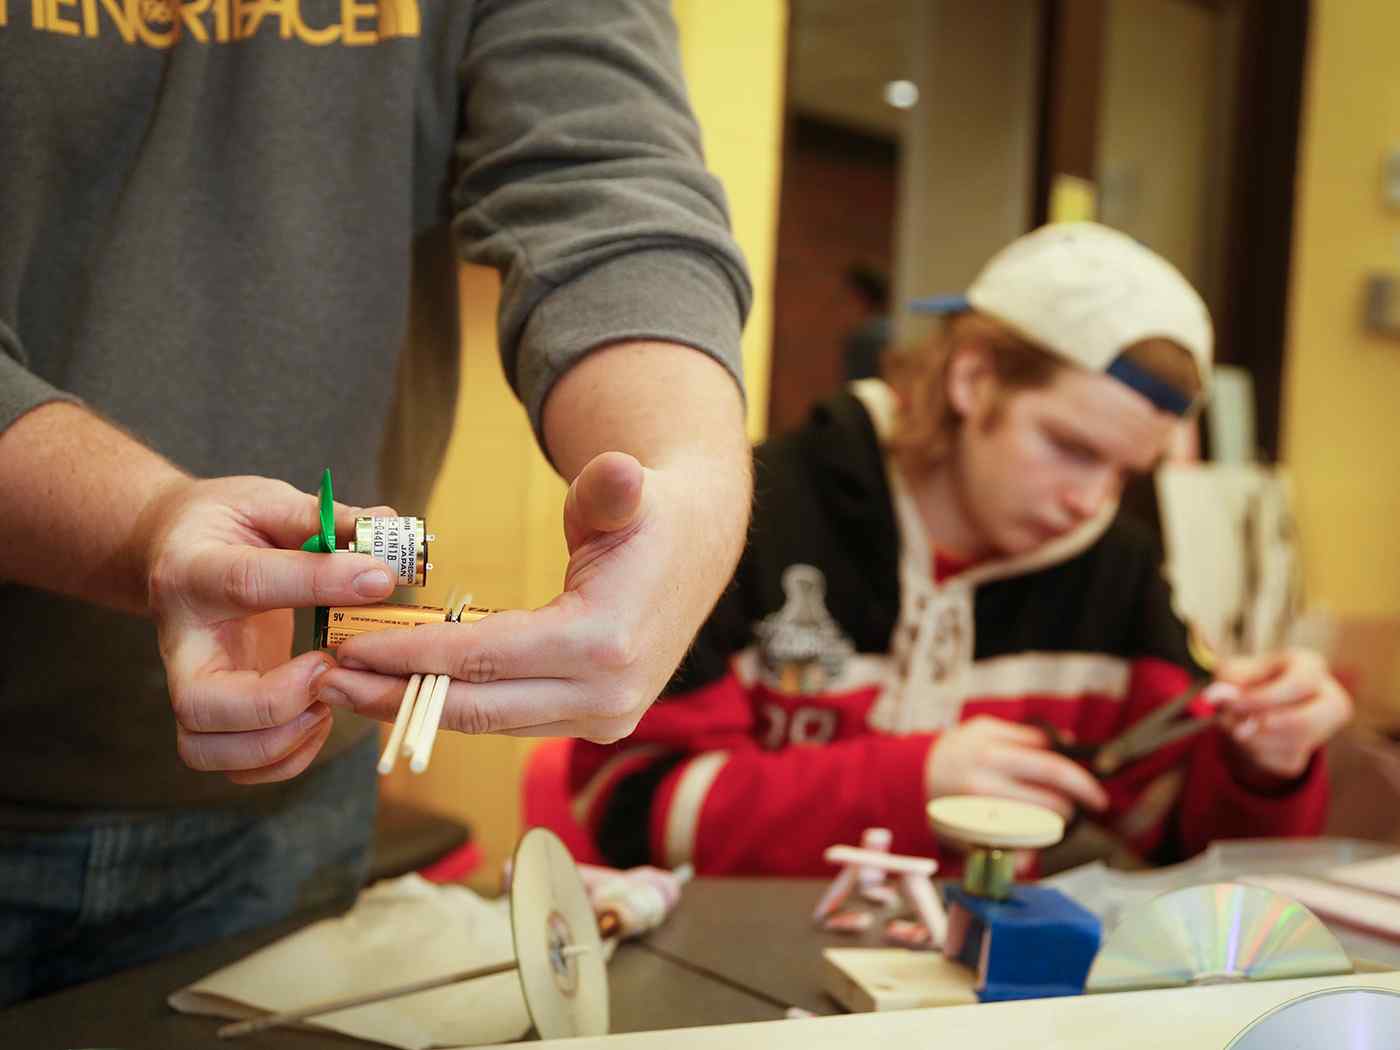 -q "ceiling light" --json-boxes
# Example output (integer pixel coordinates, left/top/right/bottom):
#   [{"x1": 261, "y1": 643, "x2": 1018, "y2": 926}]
[{"x1": 883, "y1": 80, "x2": 919, "y2": 110}]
